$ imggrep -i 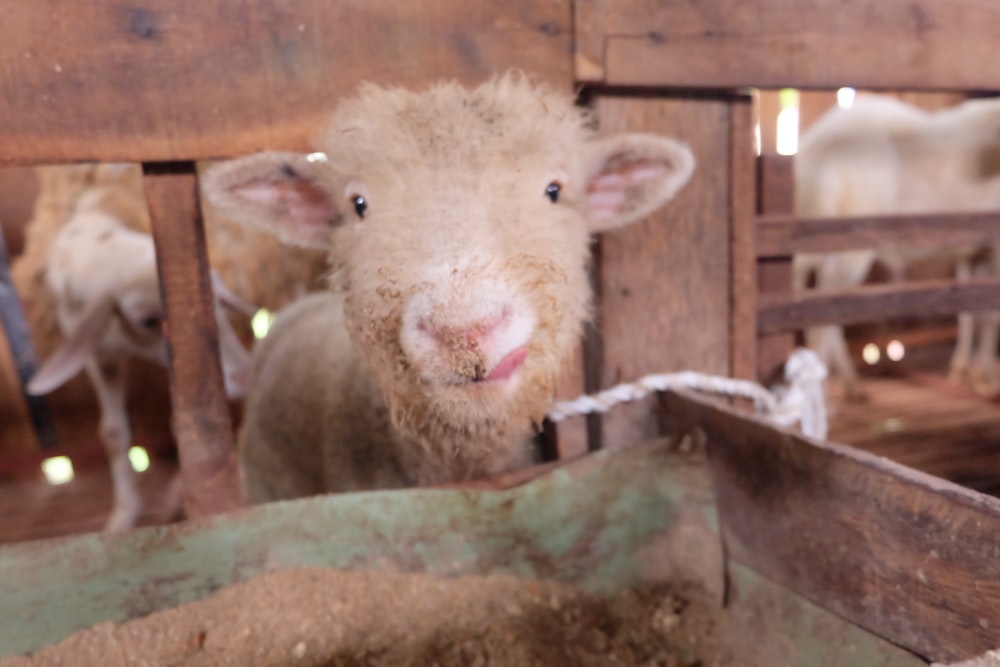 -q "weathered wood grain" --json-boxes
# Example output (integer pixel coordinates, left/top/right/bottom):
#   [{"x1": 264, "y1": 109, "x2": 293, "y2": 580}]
[
  {"x1": 573, "y1": 0, "x2": 606, "y2": 82},
  {"x1": 143, "y1": 163, "x2": 240, "y2": 519},
  {"x1": 729, "y1": 96, "x2": 757, "y2": 382},
  {"x1": 594, "y1": 95, "x2": 734, "y2": 448},
  {"x1": 758, "y1": 211, "x2": 1000, "y2": 259},
  {"x1": 0, "y1": 1, "x2": 571, "y2": 165},
  {"x1": 662, "y1": 388, "x2": 1000, "y2": 663},
  {"x1": 592, "y1": 0, "x2": 1000, "y2": 90},
  {"x1": 758, "y1": 277, "x2": 1000, "y2": 334},
  {"x1": 755, "y1": 154, "x2": 796, "y2": 381},
  {"x1": 550, "y1": 339, "x2": 589, "y2": 460}
]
